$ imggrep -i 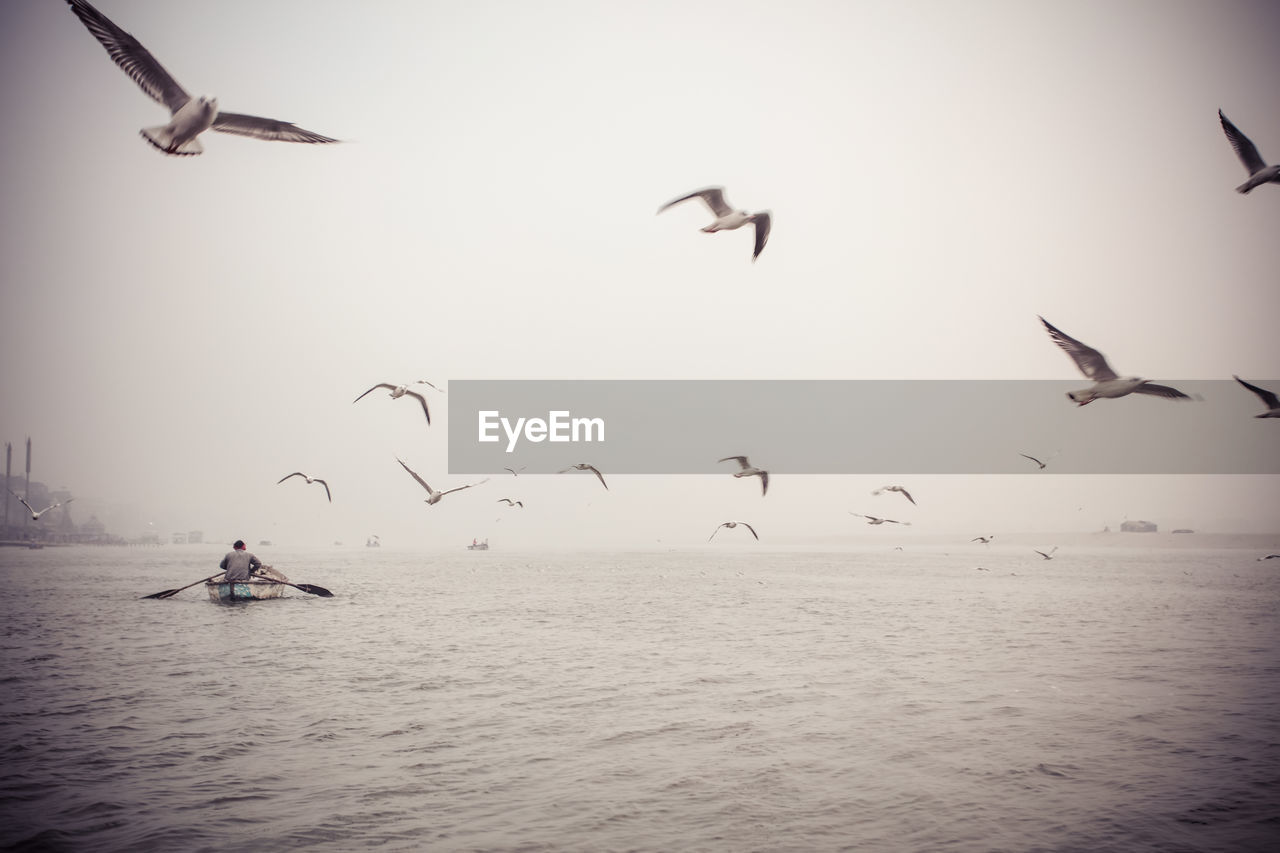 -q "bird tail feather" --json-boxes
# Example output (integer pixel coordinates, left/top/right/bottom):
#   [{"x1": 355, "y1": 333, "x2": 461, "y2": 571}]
[{"x1": 140, "y1": 126, "x2": 203, "y2": 156}]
